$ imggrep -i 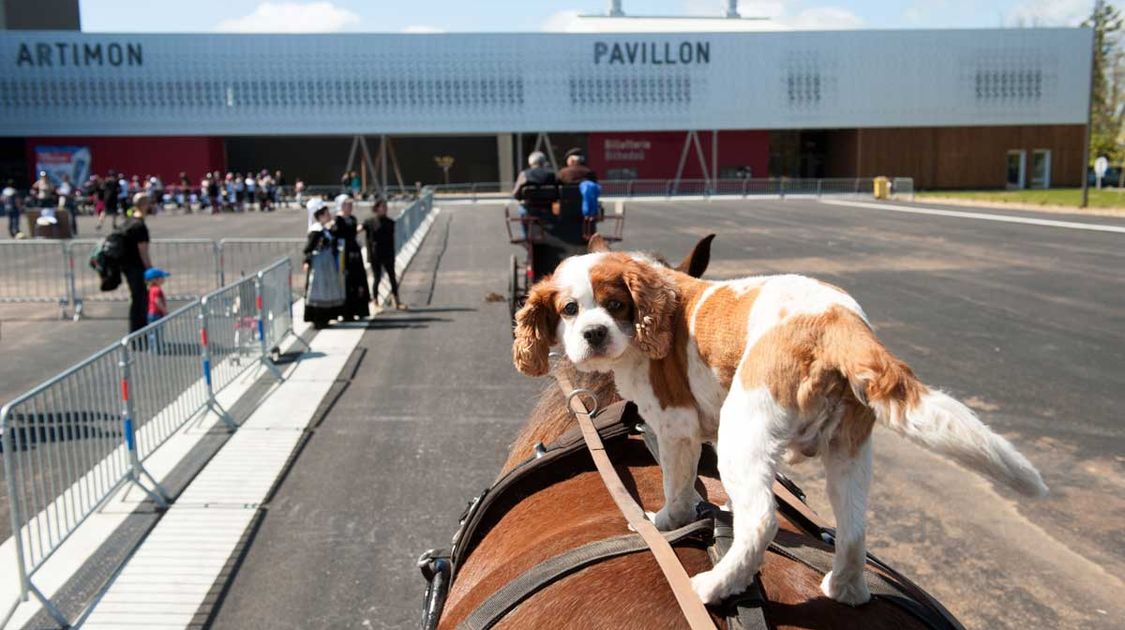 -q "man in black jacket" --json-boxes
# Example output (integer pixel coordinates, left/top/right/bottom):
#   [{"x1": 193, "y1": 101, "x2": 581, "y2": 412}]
[
  {"x1": 120, "y1": 193, "x2": 154, "y2": 332},
  {"x1": 363, "y1": 197, "x2": 406, "y2": 311}
]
